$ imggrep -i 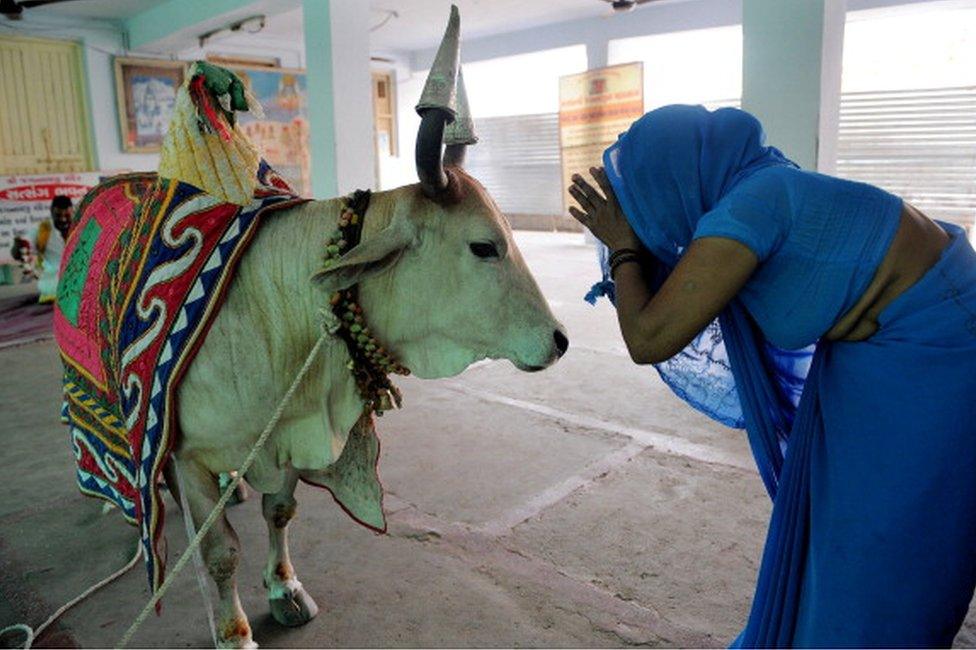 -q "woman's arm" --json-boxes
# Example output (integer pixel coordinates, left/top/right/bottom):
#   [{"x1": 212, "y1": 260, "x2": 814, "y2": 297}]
[
  {"x1": 569, "y1": 168, "x2": 758, "y2": 365},
  {"x1": 613, "y1": 238, "x2": 757, "y2": 363}
]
